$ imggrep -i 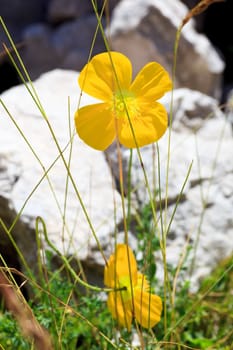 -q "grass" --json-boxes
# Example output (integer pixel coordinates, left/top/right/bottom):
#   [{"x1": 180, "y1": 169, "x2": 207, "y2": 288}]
[
  {"x1": 0, "y1": 0, "x2": 233, "y2": 349},
  {"x1": 0, "y1": 240, "x2": 232, "y2": 349}
]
